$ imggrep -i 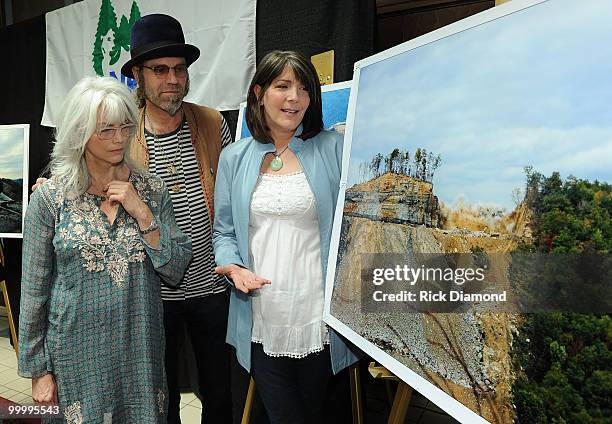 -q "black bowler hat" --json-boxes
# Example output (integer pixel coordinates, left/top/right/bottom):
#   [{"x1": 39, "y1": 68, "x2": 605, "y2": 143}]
[{"x1": 121, "y1": 14, "x2": 200, "y2": 78}]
